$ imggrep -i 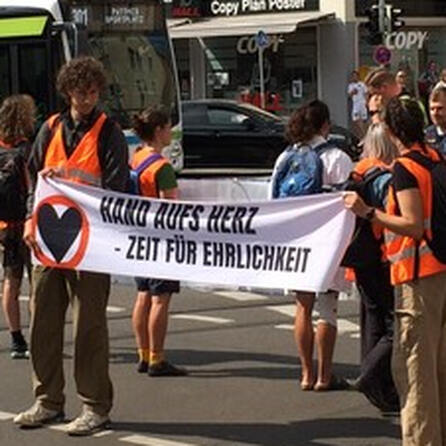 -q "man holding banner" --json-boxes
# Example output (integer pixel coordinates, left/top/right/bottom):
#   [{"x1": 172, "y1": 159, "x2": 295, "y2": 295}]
[{"x1": 14, "y1": 57, "x2": 129, "y2": 436}]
